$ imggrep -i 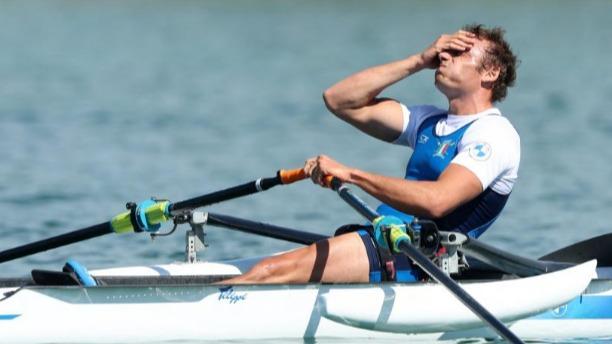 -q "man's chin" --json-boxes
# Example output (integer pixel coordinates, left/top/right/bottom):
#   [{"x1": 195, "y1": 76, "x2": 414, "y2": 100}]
[
  {"x1": 434, "y1": 77, "x2": 446, "y2": 92},
  {"x1": 434, "y1": 78, "x2": 456, "y2": 99}
]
